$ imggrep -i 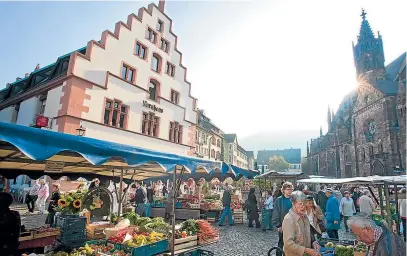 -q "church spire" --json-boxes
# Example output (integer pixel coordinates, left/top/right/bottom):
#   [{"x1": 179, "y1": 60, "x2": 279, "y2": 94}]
[
  {"x1": 320, "y1": 126, "x2": 323, "y2": 137},
  {"x1": 358, "y1": 9, "x2": 374, "y2": 42},
  {"x1": 352, "y1": 8, "x2": 385, "y2": 76},
  {"x1": 327, "y1": 106, "x2": 332, "y2": 132}
]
